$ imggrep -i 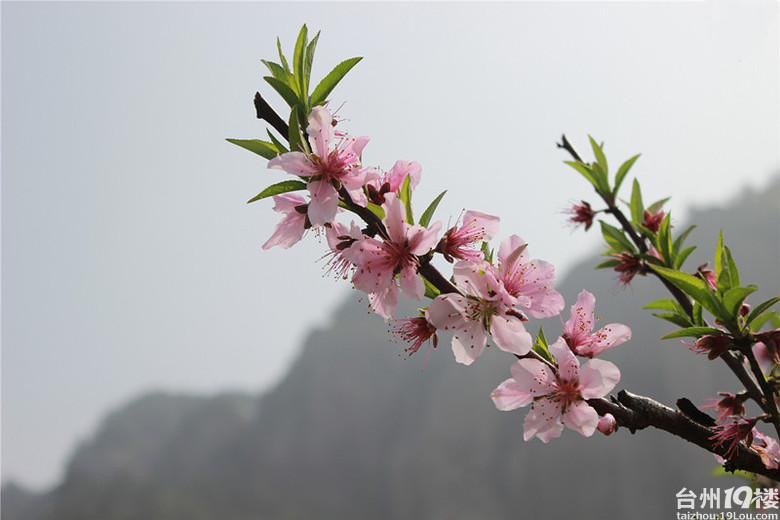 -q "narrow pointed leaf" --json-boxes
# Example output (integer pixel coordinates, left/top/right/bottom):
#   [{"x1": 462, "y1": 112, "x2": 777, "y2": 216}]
[
  {"x1": 589, "y1": 136, "x2": 608, "y2": 175},
  {"x1": 287, "y1": 106, "x2": 307, "y2": 154},
  {"x1": 264, "y1": 76, "x2": 300, "y2": 108},
  {"x1": 310, "y1": 57, "x2": 363, "y2": 106},
  {"x1": 646, "y1": 197, "x2": 670, "y2": 215},
  {"x1": 651, "y1": 265, "x2": 728, "y2": 321},
  {"x1": 424, "y1": 277, "x2": 441, "y2": 300},
  {"x1": 266, "y1": 129, "x2": 289, "y2": 153},
  {"x1": 293, "y1": 24, "x2": 308, "y2": 81},
  {"x1": 722, "y1": 285, "x2": 757, "y2": 319},
  {"x1": 226, "y1": 138, "x2": 279, "y2": 160},
  {"x1": 600, "y1": 221, "x2": 636, "y2": 253},
  {"x1": 662, "y1": 327, "x2": 726, "y2": 340},
  {"x1": 247, "y1": 180, "x2": 308, "y2": 203},
  {"x1": 277, "y1": 37, "x2": 290, "y2": 72},
  {"x1": 656, "y1": 213, "x2": 673, "y2": 266},
  {"x1": 745, "y1": 296, "x2": 780, "y2": 327},
  {"x1": 302, "y1": 31, "x2": 320, "y2": 105},
  {"x1": 653, "y1": 313, "x2": 694, "y2": 328},
  {"x1": 419, "y1": 190, "x2": 447, "y2": 228},
  {"x1": 400, "y1": 174, "x2": 414, "y2": 224},
  {"x1": 262, "y1": 60, "x2": 295, "y2": 89},
  {"x1": 675, "y1": 245, "x2": 697, "y2": 270},
  {"x1": 613, "y1": 154, "x2": 640, "y2": 196},
  {"x1": 630, "y1": 179, "x2": 644, "y2": 224},
  {"x1": 644, "y1": 299, "x2": 683, "y2": 312},
  {"x1": 595, "y1": 258, "x2": 621, "y2": 270},
  {"x1": 673, "y1": 224, "x2": 696, "y2": 254}
]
